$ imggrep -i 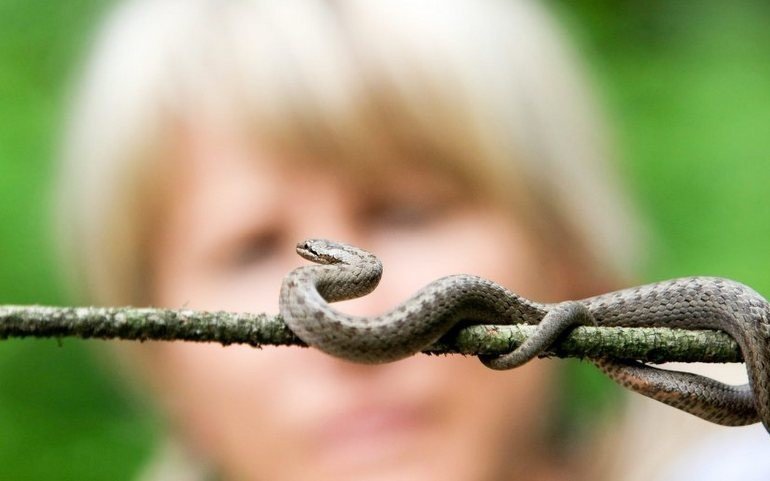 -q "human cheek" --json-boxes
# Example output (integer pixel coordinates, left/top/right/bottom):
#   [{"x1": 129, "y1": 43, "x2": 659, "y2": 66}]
[
  {"x1": 160, "y1": 241, "x2": 300, "y2": 314},
  {"x1": 141, "y1": 344, "x2": 344, "y2": 479}
]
